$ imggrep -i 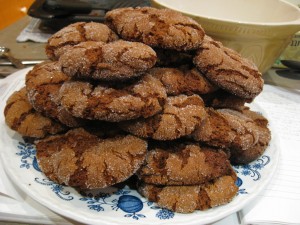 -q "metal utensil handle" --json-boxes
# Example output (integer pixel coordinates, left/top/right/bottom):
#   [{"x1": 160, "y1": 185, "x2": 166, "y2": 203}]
[
  {"x1": 3, "y1": 52, "x2": 25, "y2": 69},
  {"x1": 0, "y1": 60, "x2": 44, "y2": 66}
]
